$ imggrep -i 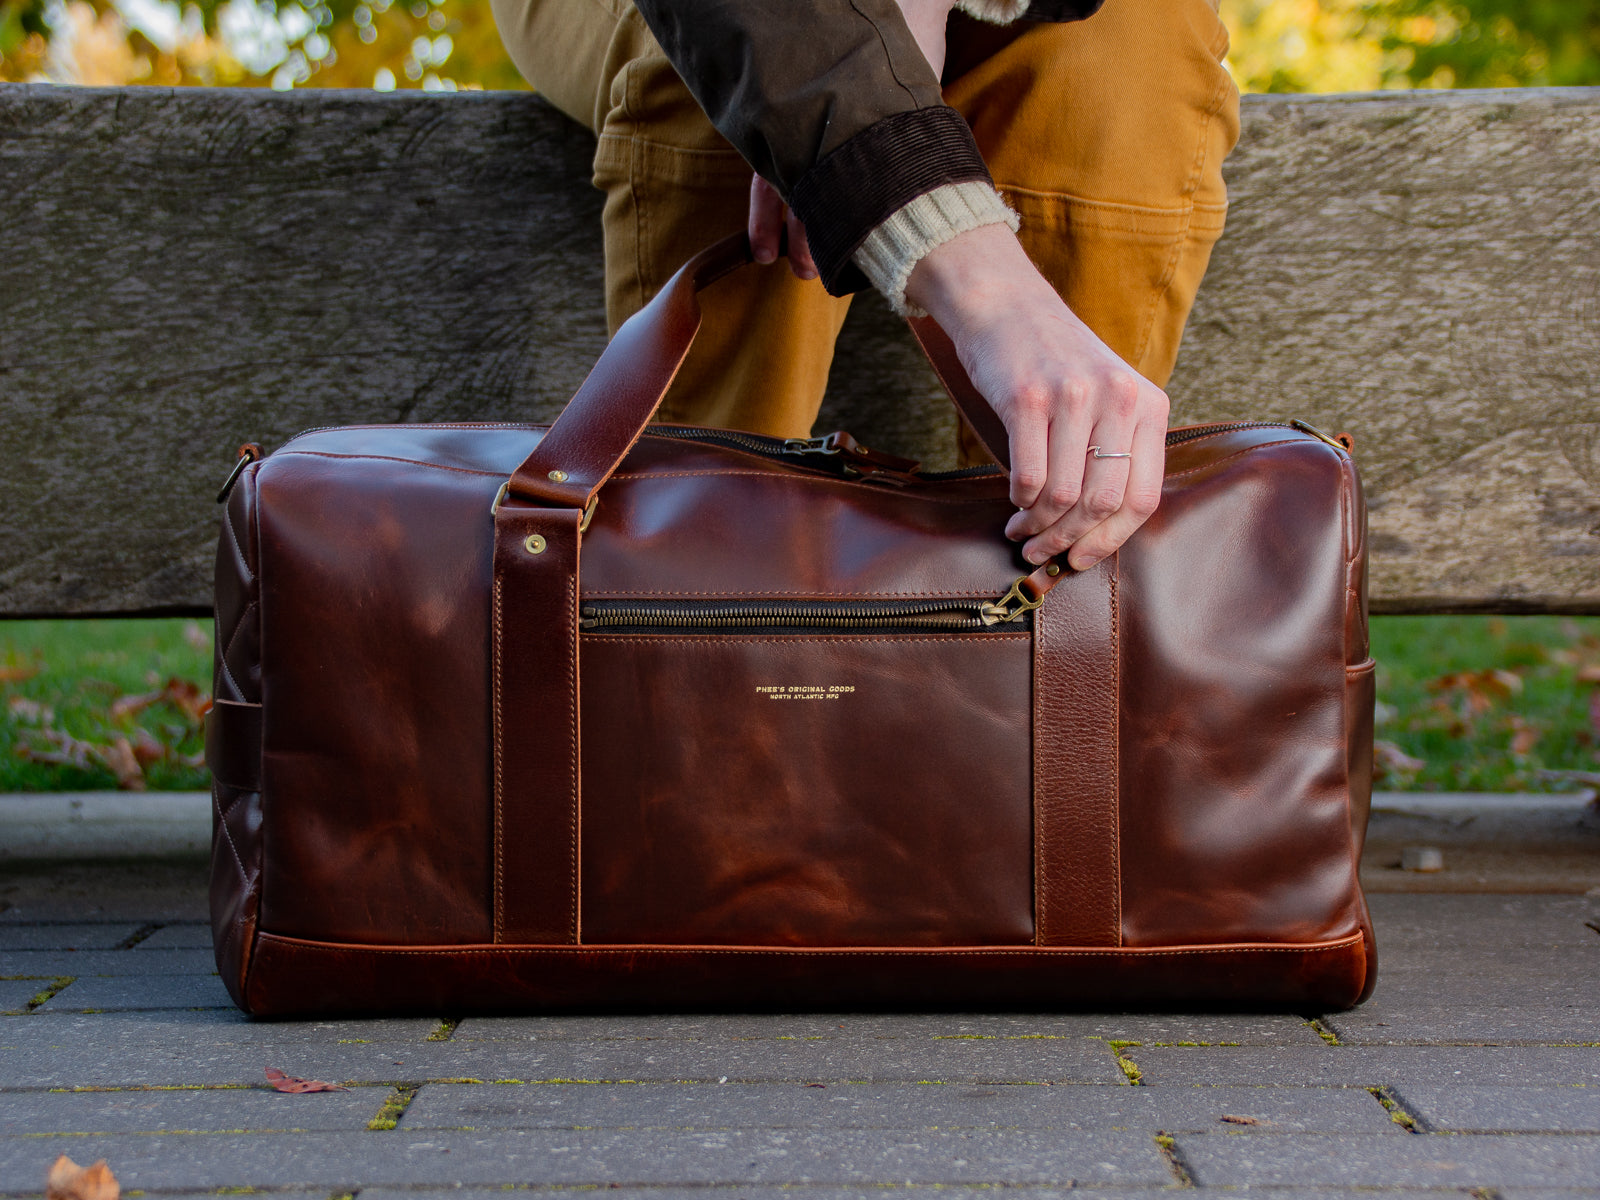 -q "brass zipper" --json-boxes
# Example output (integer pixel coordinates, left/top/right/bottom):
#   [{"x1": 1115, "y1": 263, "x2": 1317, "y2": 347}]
[
  {"x1": 654, "y1": 420, "x2": 1343, "y2": 466},
  {"x1": 580, "y1": 598, "x2": 1027, "y2": 633}
]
